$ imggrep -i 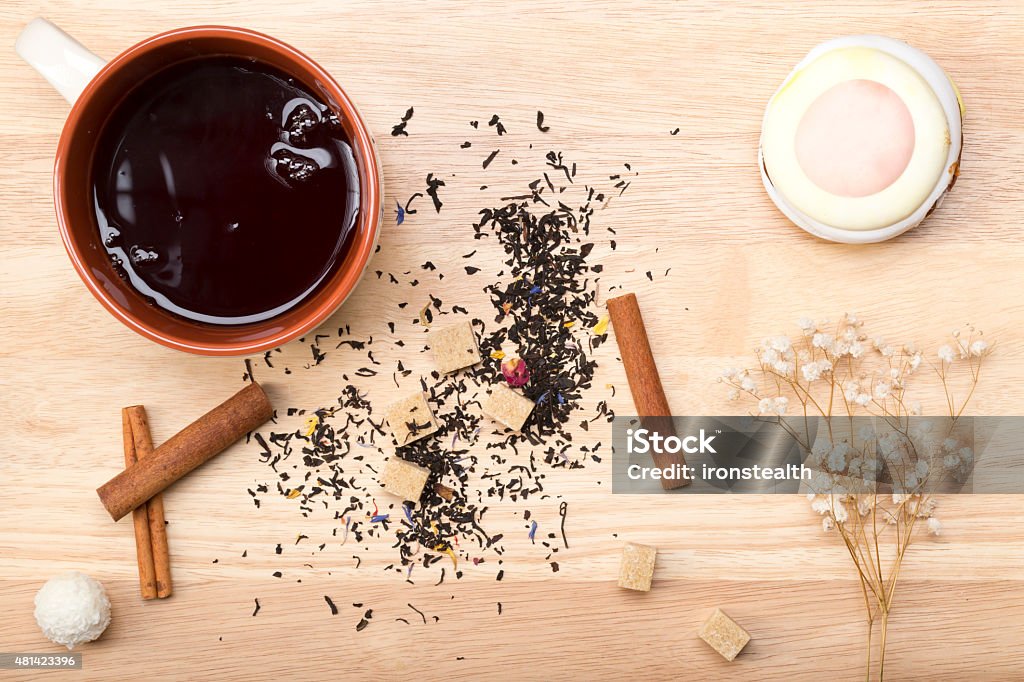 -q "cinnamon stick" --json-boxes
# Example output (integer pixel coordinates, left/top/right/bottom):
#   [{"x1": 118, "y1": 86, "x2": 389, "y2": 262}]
[
  {"x1": 125, "y1": 406, "x2": 172, "y2": 598},
  {"x1": 122, "y1": 409, "x2": 157, "y2": 600},
  {"x1": 606, "y1": 293, "x2": 688, "y2": 489},
  {"x1": 98, "y1": 382, "x2": 274, "y2": 521}
]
